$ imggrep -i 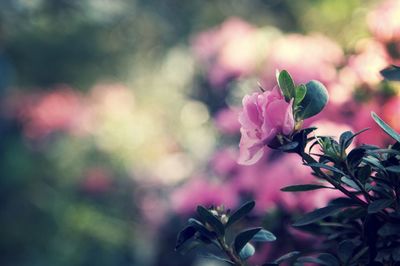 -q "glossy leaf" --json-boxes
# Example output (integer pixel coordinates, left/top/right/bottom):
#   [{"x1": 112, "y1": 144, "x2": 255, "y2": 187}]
[
  {"x1": 306, "y1": 163, "x2": 345, "y2": 176},
  {"x1": 281, "y1": 184, "x2": 331, "y2": 192},
  {"x1": 188, "y1": 218, "x2": 216, "y2": 240},
  {"x1": 295, "y1": 84, "x2": 307, "y2": 105},
  {"x1": 238, "y1": 243, "x2": 255, "y2": 260},
  {"x1": 234, "y1": 227, "x2": 261, "y2": 254},
  {"x1": 339, "y1": 131, "x2": 353, "y2": 151},
  {"x1": 197, "y1": 206, "x2": 225, "y2": 236},
  {"x1": 175, "y1": 226, "x2": 196, "y2": 250},
  {"x1": 274, "y1": 251, "x2": 300, "y2": 264},
  {"x1": 298, "y1": 80, "x2": 328, "y2": 119},
  {"x1": 386, "y1": 165, "x2": 400, "y2": 173},
  {"x1": 252, "y1": 229, "x2": 276, "y2": 242},
  {"x1": 226, "y1": 201, "x2": 255, "y2": 228},
  {"x1": 380, "y1": 65, "x2": 400, "y2": 81},
  {"x1": 293, "y1": 205, "x2": 343, "y2": 226},
  {"x1": 278, "y1": 70, "x2": 295, "y2": 102},
  {"x1": 341, "y1": 176, "x2": 361, "y2": 191},
  {"x1": 371, "y1": 112, "x2": 400, "y2": 143}
]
